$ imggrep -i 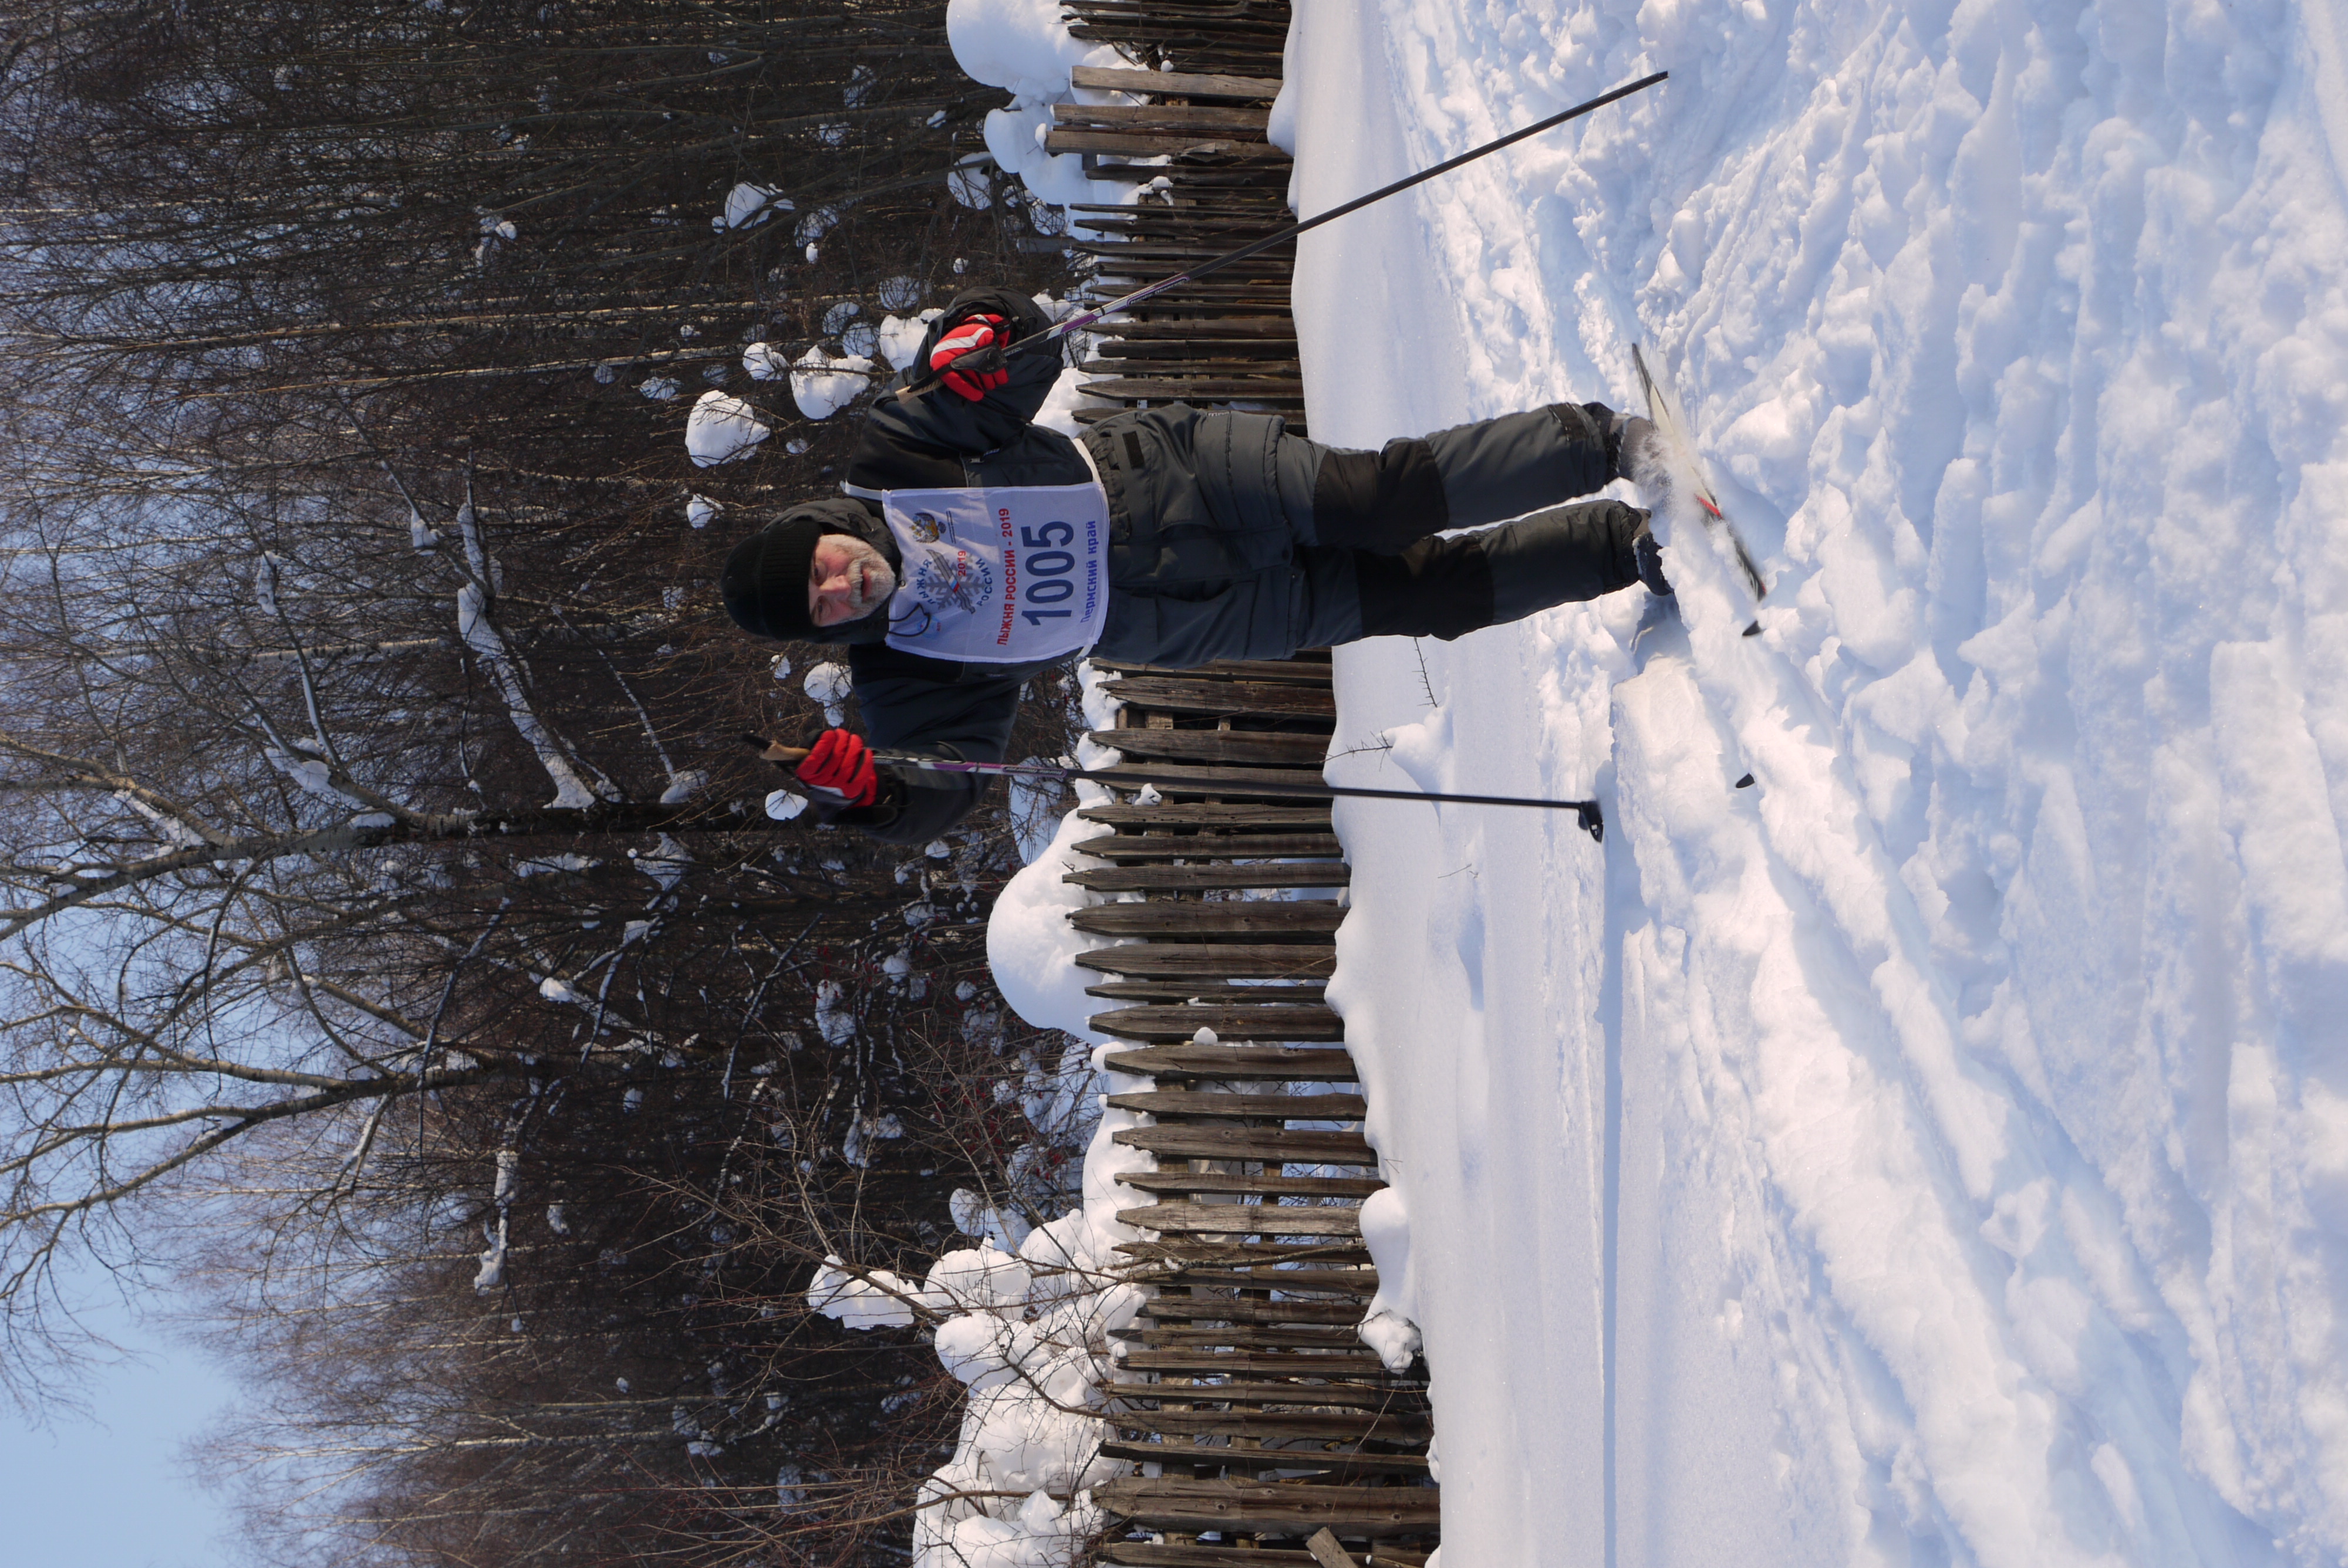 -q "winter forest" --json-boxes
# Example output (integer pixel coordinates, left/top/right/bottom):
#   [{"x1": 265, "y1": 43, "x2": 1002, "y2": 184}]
[
  {"x1": 0, "y1": 2, "x2": 1095, "y2": 1563},
  {"x1": 12, "y1": 0, "x2": 2348, "y2": 1567}
]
